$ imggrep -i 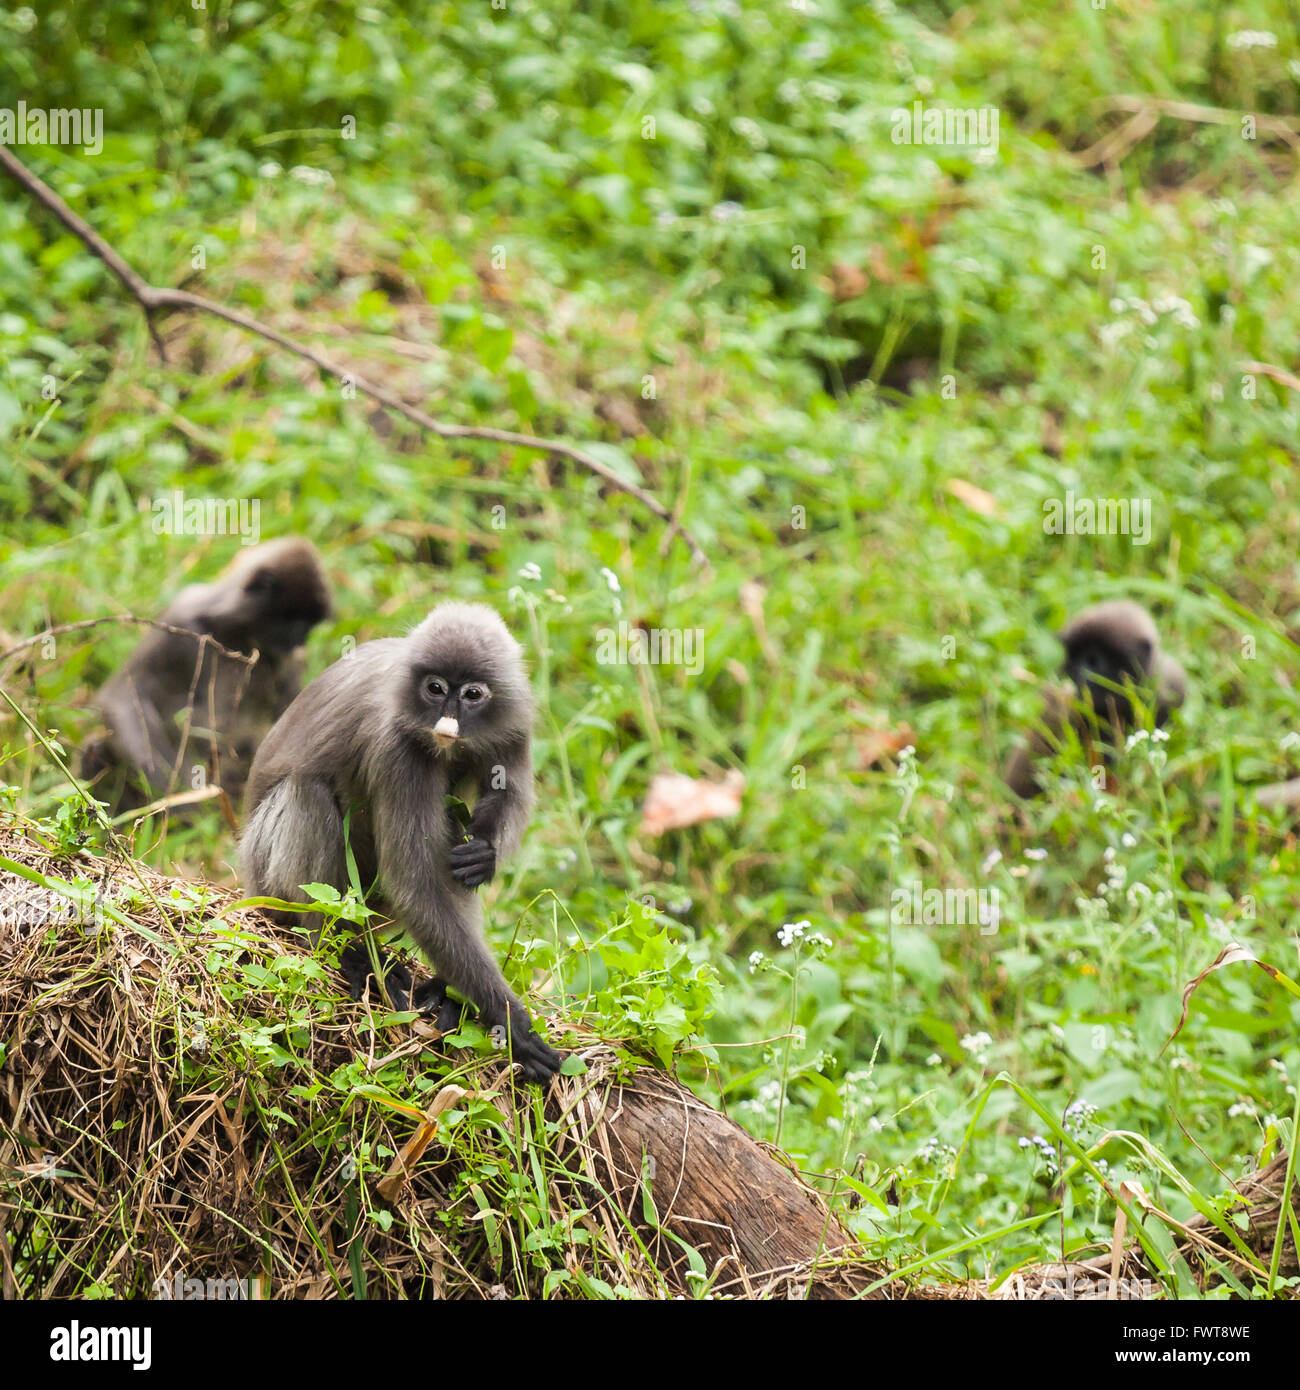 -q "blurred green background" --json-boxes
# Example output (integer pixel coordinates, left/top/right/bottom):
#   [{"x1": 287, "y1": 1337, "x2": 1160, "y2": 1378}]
[{"x1": 2, "y1": 0, "x2": 1300, "y2": 1288}]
